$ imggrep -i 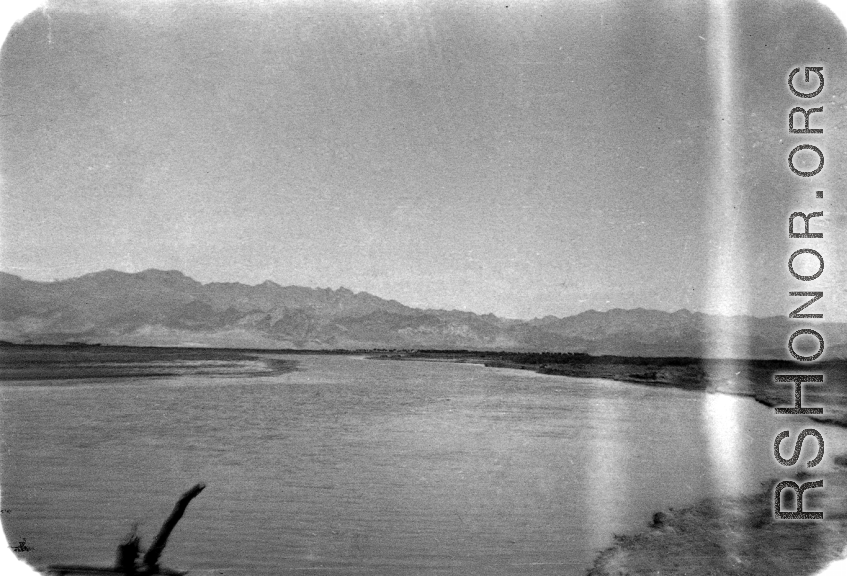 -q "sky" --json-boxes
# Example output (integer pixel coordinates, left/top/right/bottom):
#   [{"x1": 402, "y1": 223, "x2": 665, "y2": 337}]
[{"x1": 1, "y1": 0, "x2": 846, "y2": 320}]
